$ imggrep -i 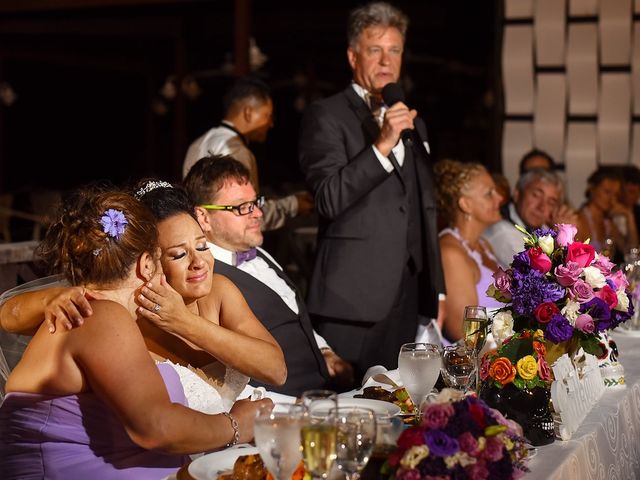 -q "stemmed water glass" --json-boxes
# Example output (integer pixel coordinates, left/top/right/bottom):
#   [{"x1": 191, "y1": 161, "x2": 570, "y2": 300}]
[
  {"x1": 300, "y1": 390, "x2": 338, "y2": 480},
  {"x1": 462, "y1": 305, "x2": 488, "y2": 391},
  {"x1": 397, "y1": 343, "x2": 441, "y2": 413},
  {"x1": 333, "y1": 407, "x2": 376, "y2": 480},
  {"x1": 441, "y1": 344, "x2": 476, "y2": 393},
  {"x1": 254, "y1": 403, "x2": 305, "y2": 480}
]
